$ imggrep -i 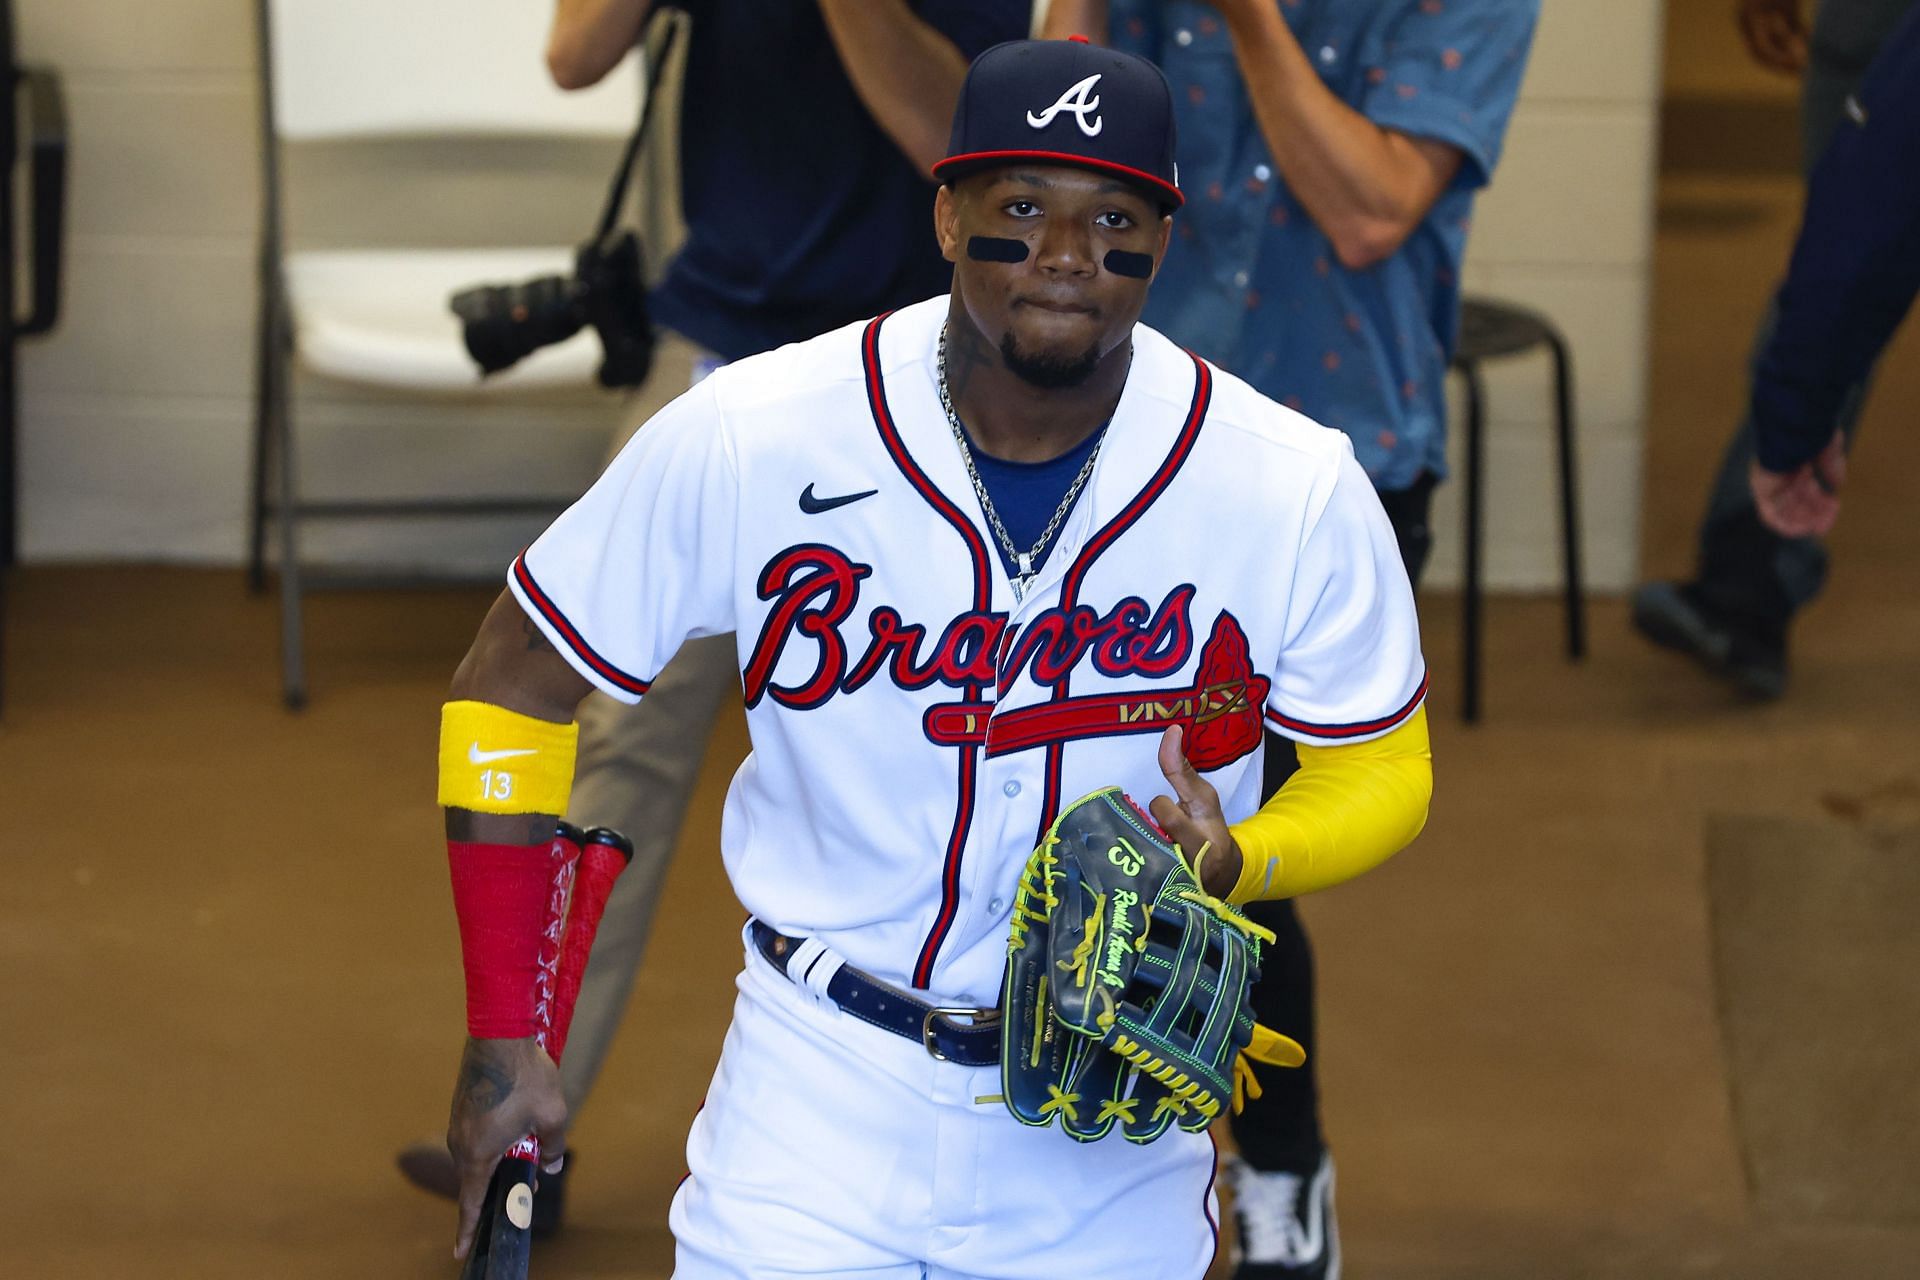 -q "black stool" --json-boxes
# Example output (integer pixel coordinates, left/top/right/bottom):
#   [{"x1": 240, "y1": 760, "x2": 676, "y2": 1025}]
[{"x1": 1448, "y1": 297, "x2": 1584, "y2": 723}]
